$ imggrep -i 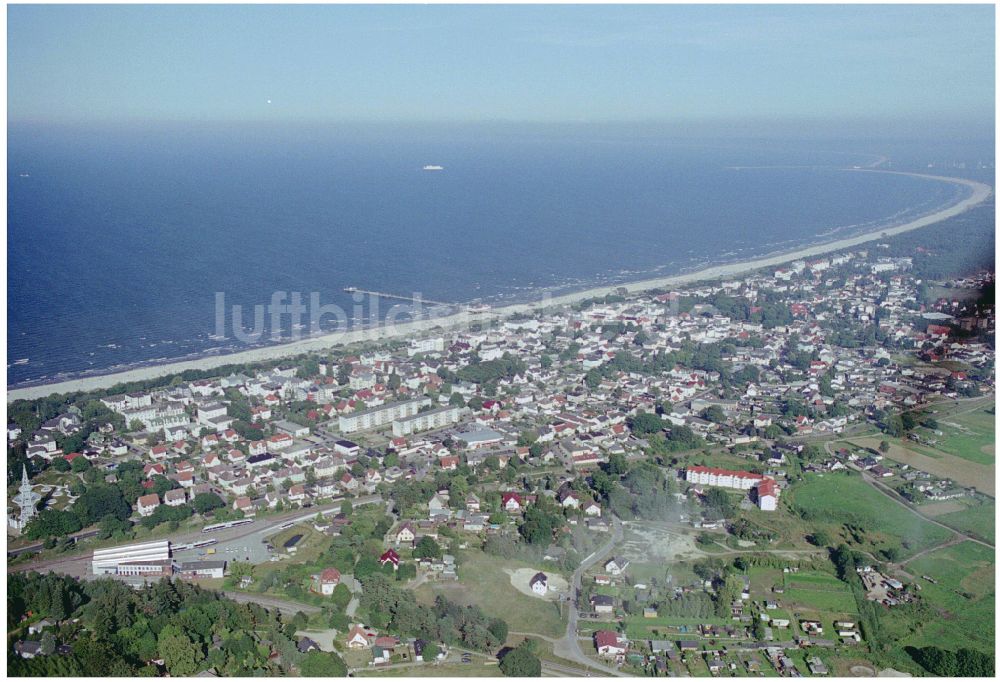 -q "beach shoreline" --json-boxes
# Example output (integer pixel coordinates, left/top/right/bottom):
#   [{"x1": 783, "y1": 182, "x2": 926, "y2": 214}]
[{"x1": 7, "y1": 170, "x2": 992, "y2": 402}]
